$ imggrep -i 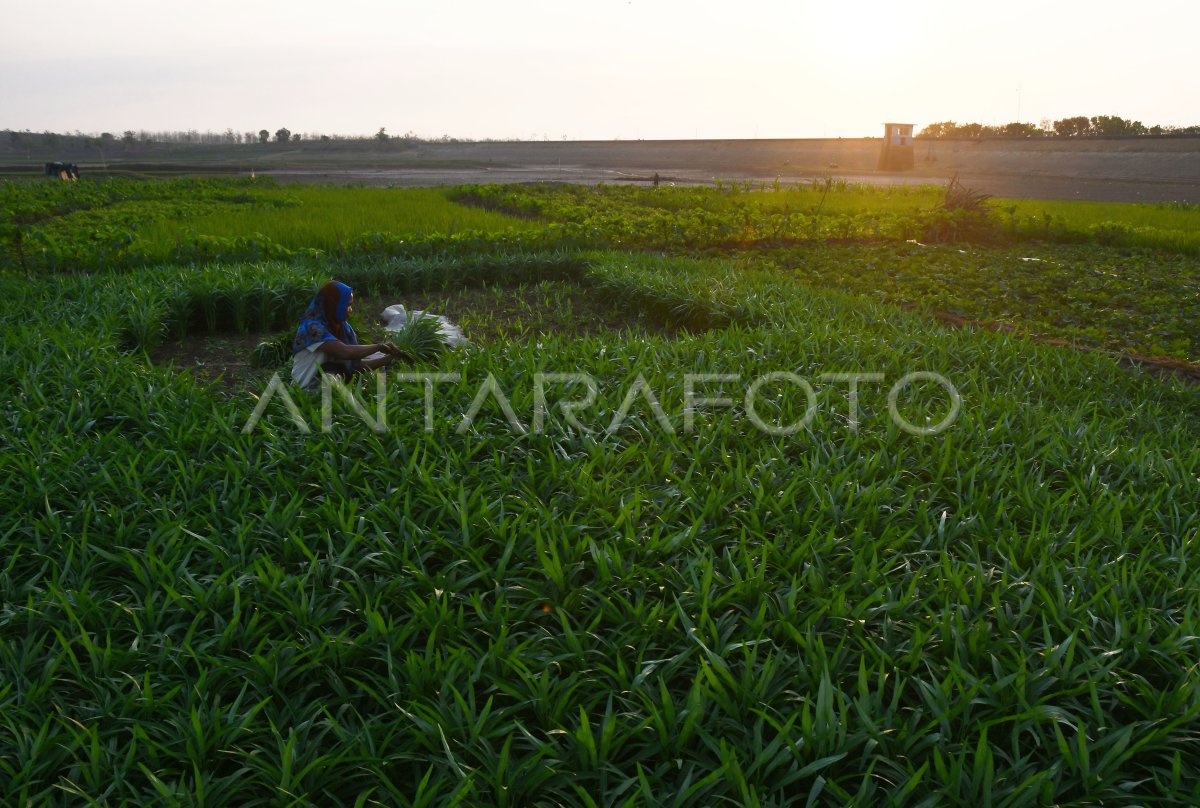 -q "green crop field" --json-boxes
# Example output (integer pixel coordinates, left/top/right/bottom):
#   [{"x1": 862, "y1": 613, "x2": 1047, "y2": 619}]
[
  {"x1": 134, "y1": 186, "x2": 534, "y2": 254},
  {"x1": 1003, "y1": 197, "x2": 1200, "y2": 255},
  {"x1": 2, "y1": 177, "x2": 1198, "y2": 806}
]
